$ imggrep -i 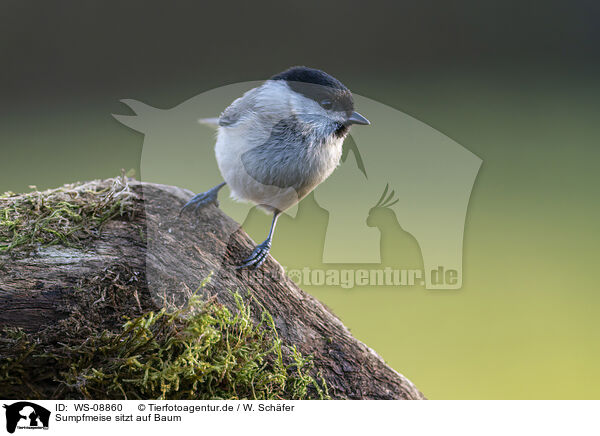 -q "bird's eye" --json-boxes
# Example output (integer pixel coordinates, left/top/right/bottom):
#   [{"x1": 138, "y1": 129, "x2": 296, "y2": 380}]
[{"x1": 320, "y1": 99, "x2": 333, "y2": 110}]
